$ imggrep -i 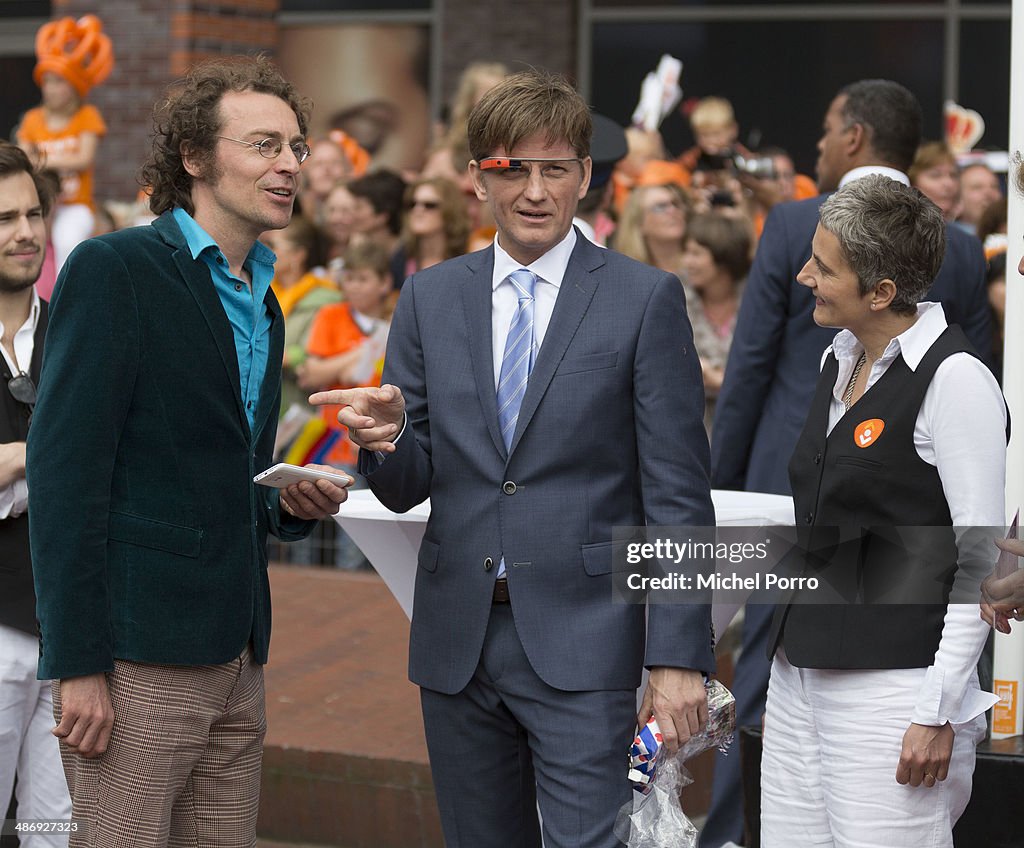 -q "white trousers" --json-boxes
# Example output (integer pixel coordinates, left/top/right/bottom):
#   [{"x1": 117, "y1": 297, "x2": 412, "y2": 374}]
[
  {"x1": 0, "y1": 624, "x2": 72, "y2": 847},
  {"x1": 51, "y1": 204, "x2": 94, "y2": 274},
  {"x1": 761, "y1": 649, "x2": 983, "y2": 848}
]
